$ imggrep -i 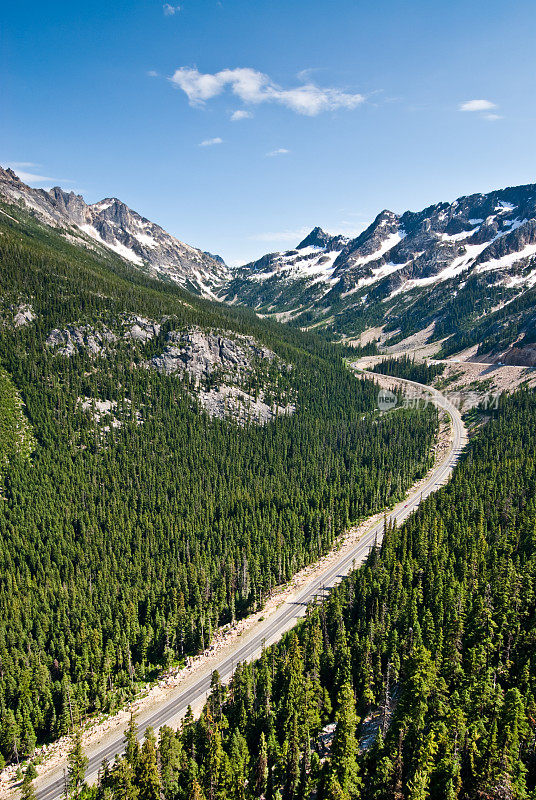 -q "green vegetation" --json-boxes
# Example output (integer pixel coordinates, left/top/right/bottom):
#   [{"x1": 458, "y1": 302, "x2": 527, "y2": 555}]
[
  {"x1": 81, "y1": 390, "x2": 536, "y2": 800},
  {"x1": 0, "y1": 206, "x2": 437, "y2": 761},
  {"x1": 371, "y1": 355, "x2": 444, "y2": 385},
  {"x1": 0, "y1": 366, "x2": 35, "y2": 481}
]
